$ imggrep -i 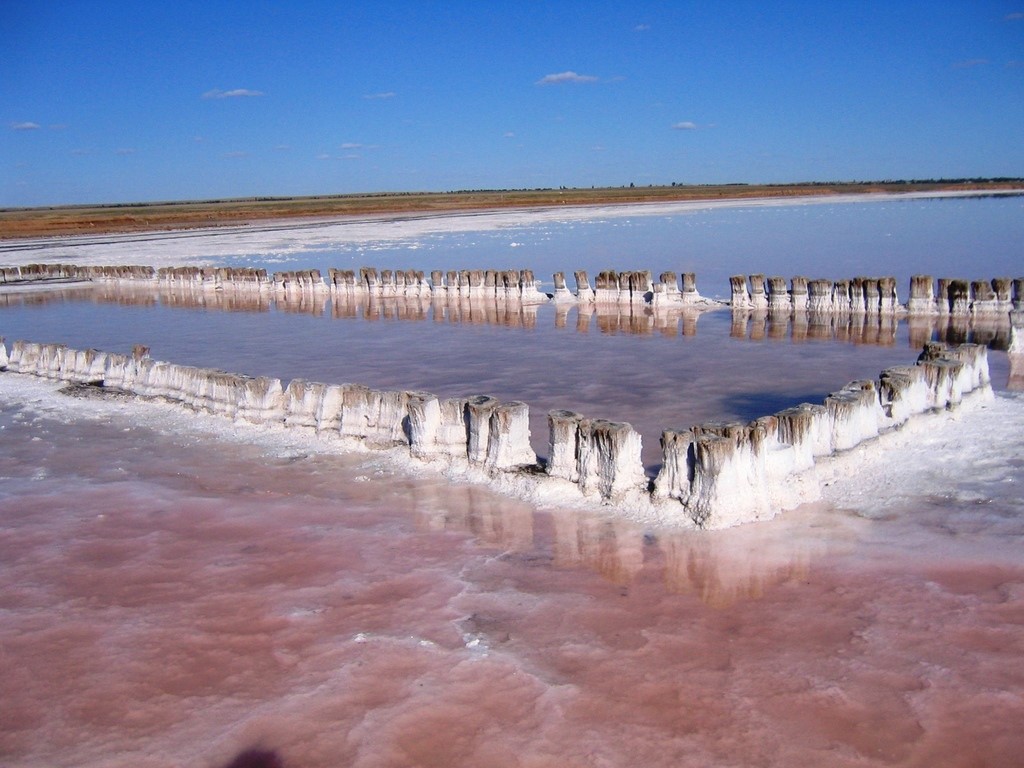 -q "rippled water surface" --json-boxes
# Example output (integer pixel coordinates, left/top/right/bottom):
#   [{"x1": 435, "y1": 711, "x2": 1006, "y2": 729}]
[{"x1": 1, "y1": 196, "x2": 1023, "y2": 767}]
